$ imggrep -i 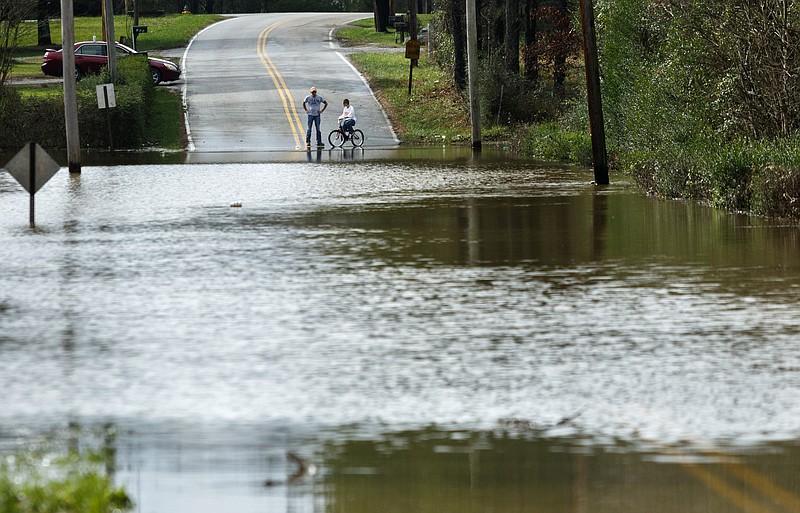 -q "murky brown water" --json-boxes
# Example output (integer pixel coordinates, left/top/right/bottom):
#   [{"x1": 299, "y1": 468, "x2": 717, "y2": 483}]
[{"x1": 1, "y1": 148, "x2": 799, "y2": 512}]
